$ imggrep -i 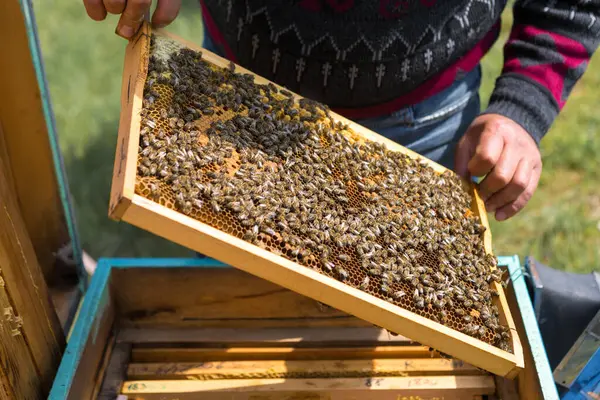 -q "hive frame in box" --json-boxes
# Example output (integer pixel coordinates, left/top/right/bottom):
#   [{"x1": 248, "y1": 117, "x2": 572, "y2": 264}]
[
  {"x1": 49, "y1": 256, "x2": 558, "y2": 400},
  {"x1": 109, "y1": 23, "x2": 524, "y2": 377}
]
